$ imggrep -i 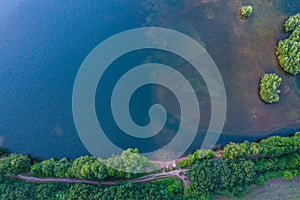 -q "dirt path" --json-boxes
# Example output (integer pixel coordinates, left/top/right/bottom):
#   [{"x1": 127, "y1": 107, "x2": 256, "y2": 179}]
[
  {"x1": 16, "y1": 175, "x2": 100, "y2": 185},
  {"x1": 15, "y1": 169, "x2": 190, "y2": 193},
  {"x1": 13, "y1": 151, "x2": 228, "y2": 194},
  {"x1": 12, "y1": 149, "x2": 275, "y2": 196}
]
